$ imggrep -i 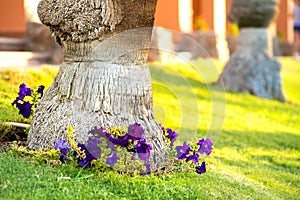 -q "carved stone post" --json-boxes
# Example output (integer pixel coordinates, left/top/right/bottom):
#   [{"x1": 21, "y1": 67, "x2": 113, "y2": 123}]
[
  {"x1": 27, "y1": 0, "x2": 166, "y2": 169},
  {"x1": 217, "y1": 0, "x2": 285, "y2": 102}
]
